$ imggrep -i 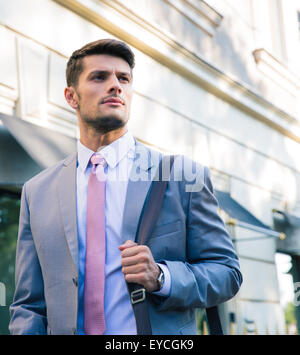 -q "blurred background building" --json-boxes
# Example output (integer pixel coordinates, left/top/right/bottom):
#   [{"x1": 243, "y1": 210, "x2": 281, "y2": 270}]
[{"x1": 0, "y1": 0, "x2": 300, "y2": 335}]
